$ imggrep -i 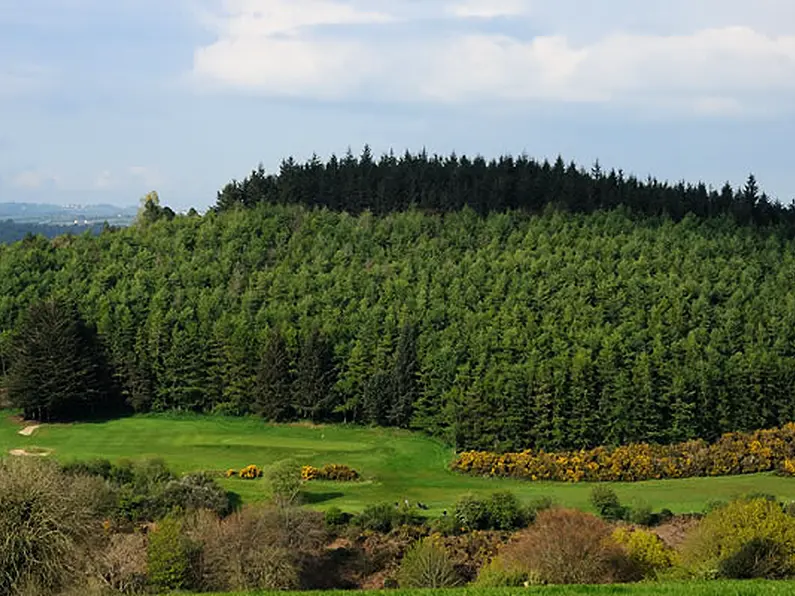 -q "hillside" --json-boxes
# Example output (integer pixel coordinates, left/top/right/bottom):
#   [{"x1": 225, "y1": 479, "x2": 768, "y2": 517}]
[
  {"x1": 1, "y1": 197, "x2": 795, "y2": 451},
  {"x1": 0, "y1": 219, "x2": 106, "y2": 244}
]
